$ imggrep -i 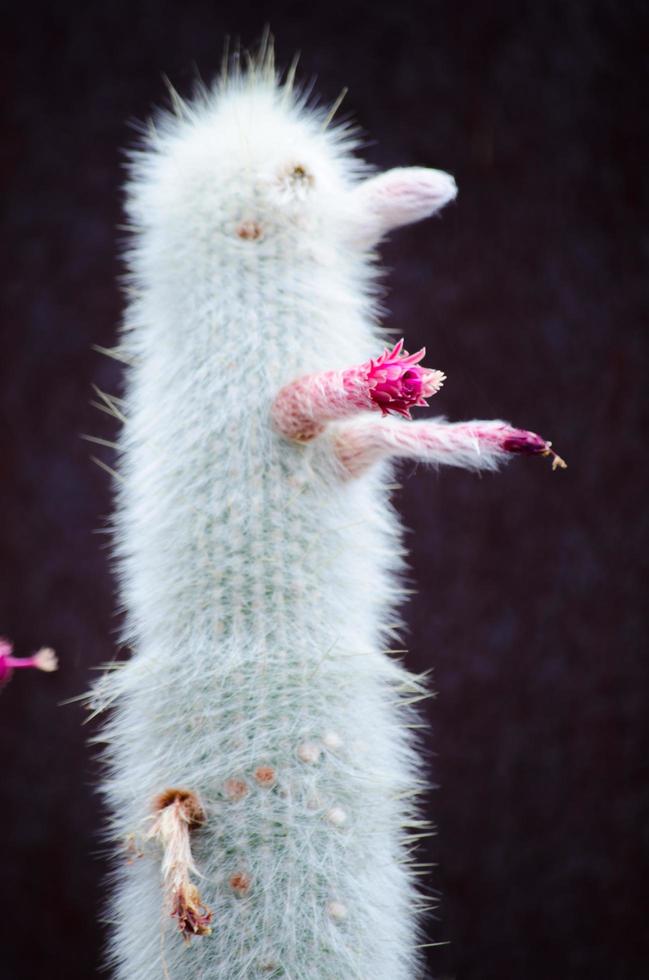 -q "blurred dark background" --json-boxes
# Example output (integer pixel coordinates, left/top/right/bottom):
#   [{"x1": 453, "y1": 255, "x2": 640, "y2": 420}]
[{"x1": 1, "y1": 1, "x2": 647, "y2": 978}]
